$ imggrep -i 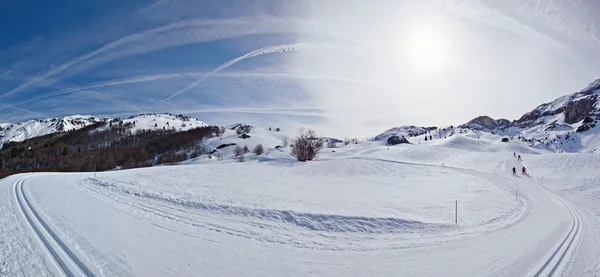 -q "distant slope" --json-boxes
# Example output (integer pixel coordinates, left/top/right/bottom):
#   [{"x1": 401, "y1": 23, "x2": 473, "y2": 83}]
[
  {"x1": 459, "y1": 78, "x2": 600, "y2": 153},
  {"x1": 372, "y1": 126, "x2": 437, "y2": 141},
  {"x1": 0, "y1": 113, "x2": 209, "y2": 149},
  {"x1": 0, "y1": 116, "x2": 103, "y2": 147}
]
